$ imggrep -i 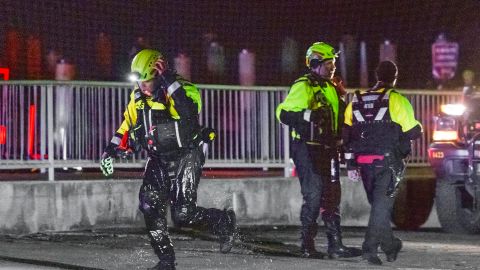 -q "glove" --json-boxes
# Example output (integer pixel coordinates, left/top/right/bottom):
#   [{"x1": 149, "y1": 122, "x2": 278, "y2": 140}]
[
  {"x1": 201, "y1": 127, "x2": 216, "y2": 143},
  {"x1": 117, "y1": 148, "x2": 133, "y2": 159},
  {"x1": 309, "y1": 110, "x2": 323, "y2": 123},
  {"x1": 309, "y1": 106, "x2": 331, "y2": 125},
  {"x1": 100, "y1": 156, "x2": 114, "y2": 177},
  {"x1": 100, "y1": 142, "x2": 117, "y2": 177},
  {"x1": 344, "y1": 151, "x2": 361, "y2": 182},
  {"x1": 151, "y1": 68, "x2": 176, "y2": 102},
  {"x1": 347, "y1": 169, "x2": 361, "y2": 182}
]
